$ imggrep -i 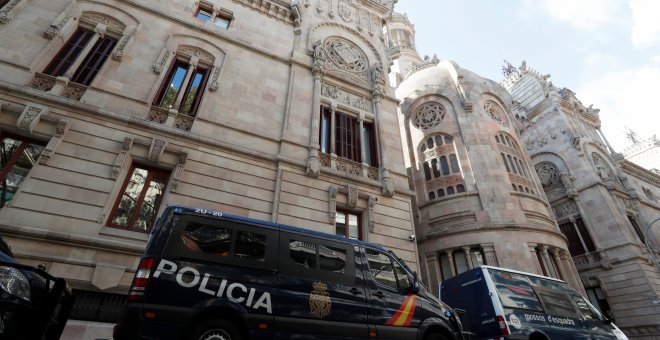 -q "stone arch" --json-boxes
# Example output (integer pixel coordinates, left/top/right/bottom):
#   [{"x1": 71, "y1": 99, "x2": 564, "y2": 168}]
[
  {"x1": 76, "y1": 1, "x2": 140, "y2": 34},
  {"x1": 308, "y1": 22, "x2": 382, "y2": 66},
  {"x1": 531, "y1": 152, "x2": 572, "y2": 200},
  {"x1": 165, "y1": 34, "x2": 226, "y2": 66},
  {"x1": 478, "y1": 94, "x2": 510, "y2": 128}
]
